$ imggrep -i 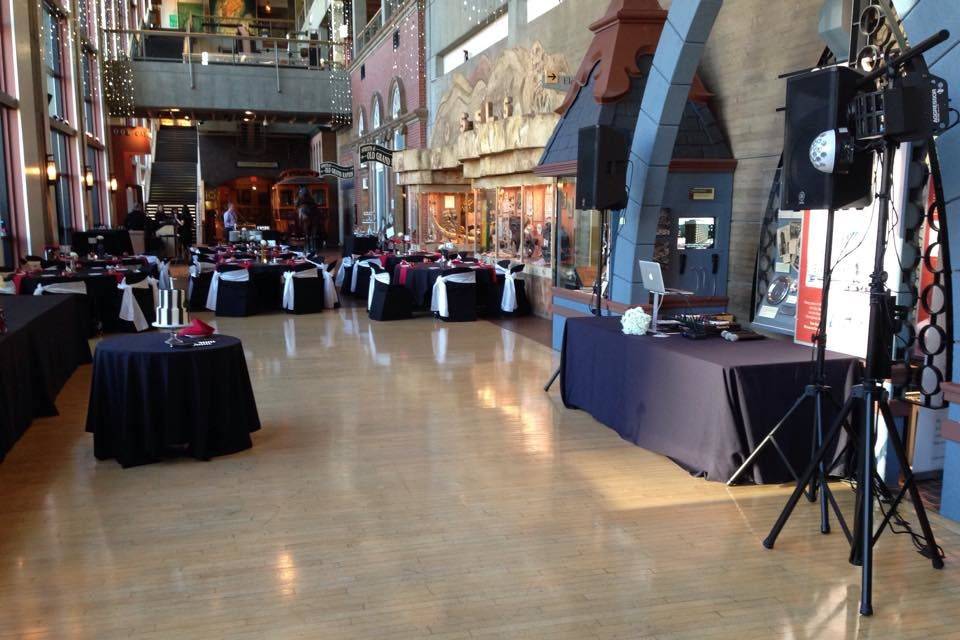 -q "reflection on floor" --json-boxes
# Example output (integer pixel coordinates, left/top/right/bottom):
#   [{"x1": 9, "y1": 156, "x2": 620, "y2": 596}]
[{"x1": 1, "y1": 308, "x2": 959, "y2": 639}]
